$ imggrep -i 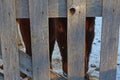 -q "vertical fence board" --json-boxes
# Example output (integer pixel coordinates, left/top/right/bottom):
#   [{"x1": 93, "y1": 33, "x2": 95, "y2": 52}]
[
  {"x1": 0, "y1": 0, "x2": 20, "y2": 80},
  {"x1": 67, "y1": 0, "x2": 86, "y2": 80},
  {"x1": 0, "y1": 0, "x2": 2, "y2": 58},
  {"x1": 0, "y1": 1, "x2": 3, "y2": 79},
  {"x1": 87, "y1": 0, "x2": 102, "y2": 17},
  {"x1": 16, "y1": 0, "x2": 29, "y2": 18},
  {"x1": 29, "y1": 0, "x2": 50, "y2": 80},
  {"x1": 100, "y1": 0, "x2": 120, "y2": 80},
  {"x1": 48, "y1": 0, "x2": 67, "y2": 17}
]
